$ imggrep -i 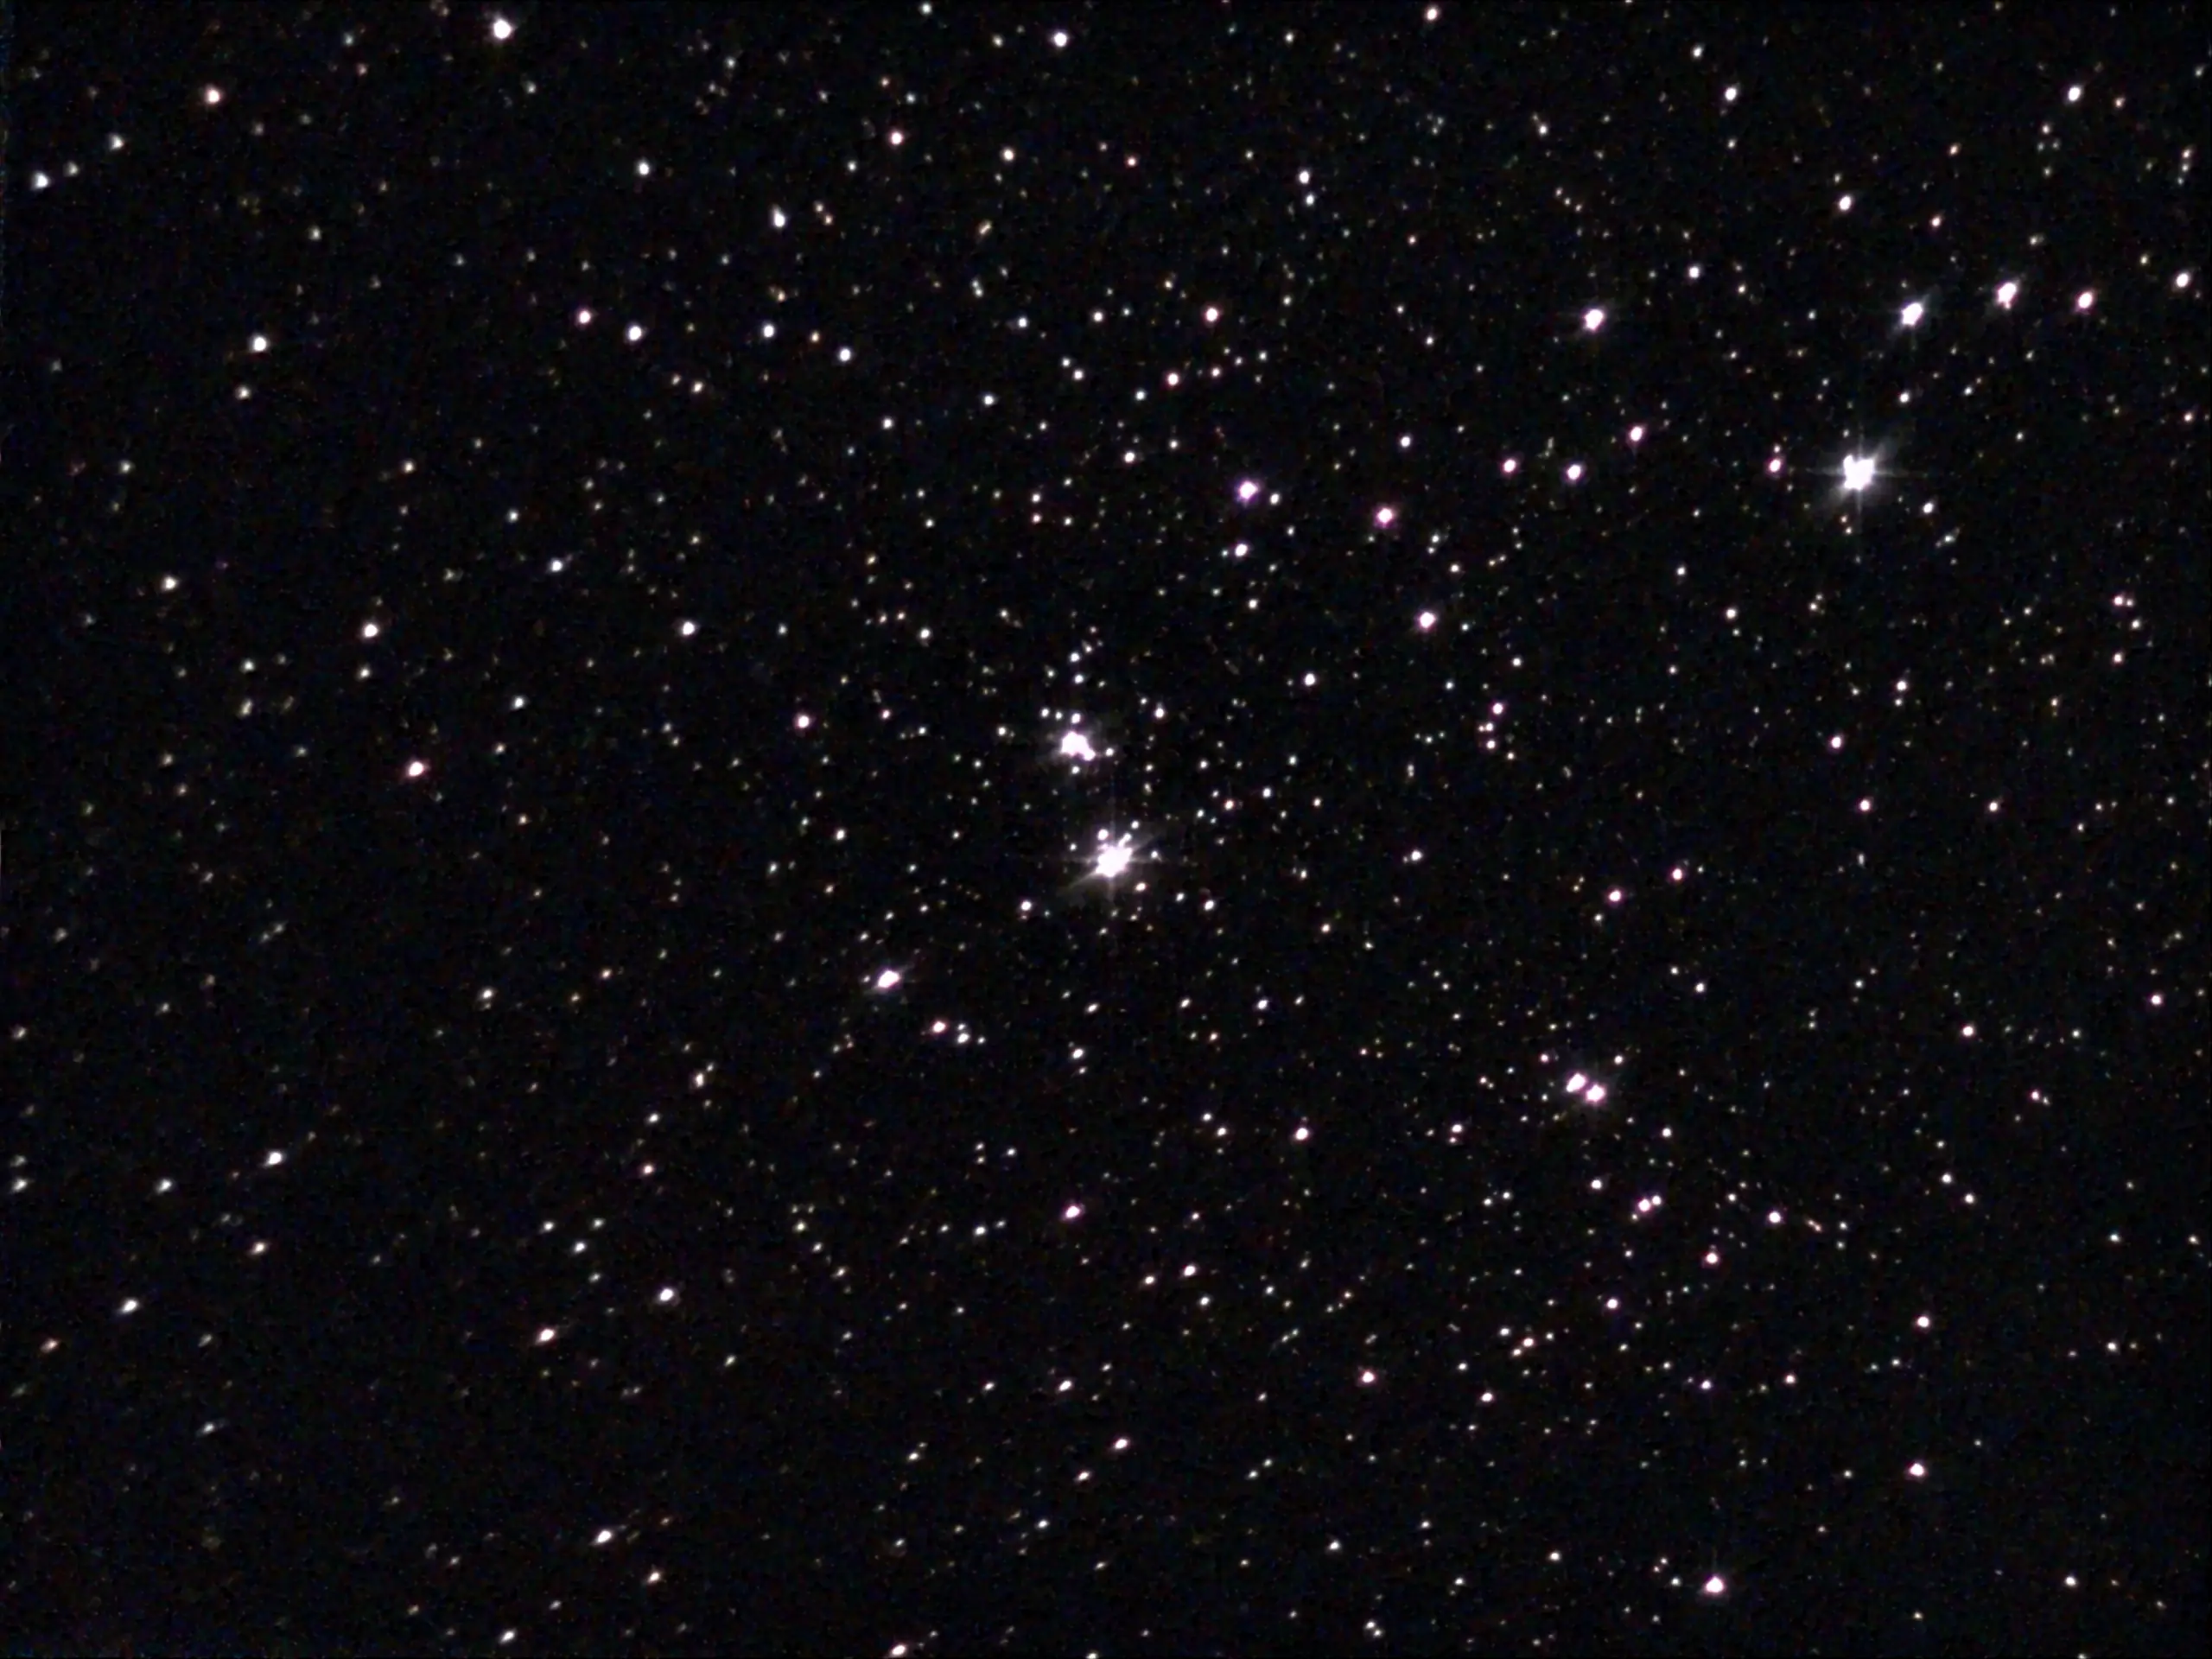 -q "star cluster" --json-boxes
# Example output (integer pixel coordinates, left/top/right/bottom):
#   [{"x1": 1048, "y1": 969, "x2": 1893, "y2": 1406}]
[{"x1": 8, "y1": 8, "x2": 2204, "y2": 1656}]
